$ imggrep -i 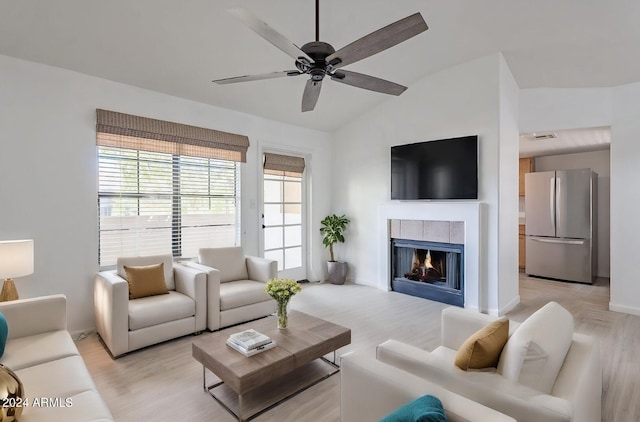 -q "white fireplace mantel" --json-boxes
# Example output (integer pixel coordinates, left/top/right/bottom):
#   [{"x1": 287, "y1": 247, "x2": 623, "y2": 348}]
[{"x1": 378, "y1": 201, "x2": 482, "y2": 311}]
